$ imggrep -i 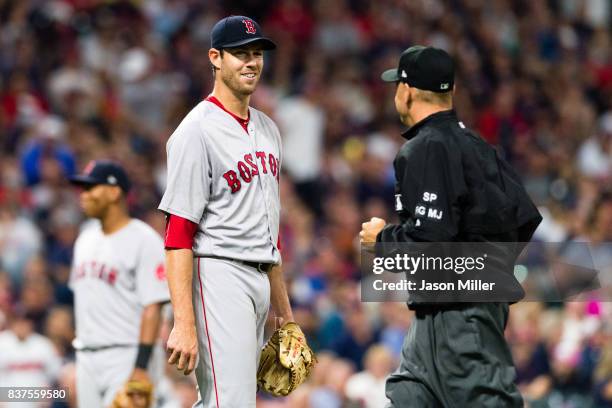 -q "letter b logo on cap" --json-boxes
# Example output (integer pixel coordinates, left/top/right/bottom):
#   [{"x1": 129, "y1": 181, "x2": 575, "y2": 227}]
[{"x1": 242, "y1": 19, "x2": 256, "y2": 34}]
